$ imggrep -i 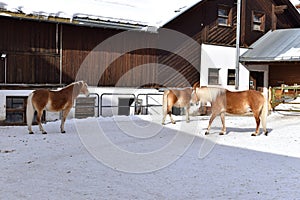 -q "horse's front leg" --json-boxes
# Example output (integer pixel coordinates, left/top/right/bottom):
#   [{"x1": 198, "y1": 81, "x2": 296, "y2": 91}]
[
  {"x1": 61, "y1": 107, "x2": 72, "y2": 133},
  {"x1": 185, "y1": 106, "x2": 190, "y2": 123},
  {"x1": 219, "y1": 112, "x2": 226, "y2": 135},
  {"x1": 205, "y1": 112, "x2": 218, "y2": 135}
]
